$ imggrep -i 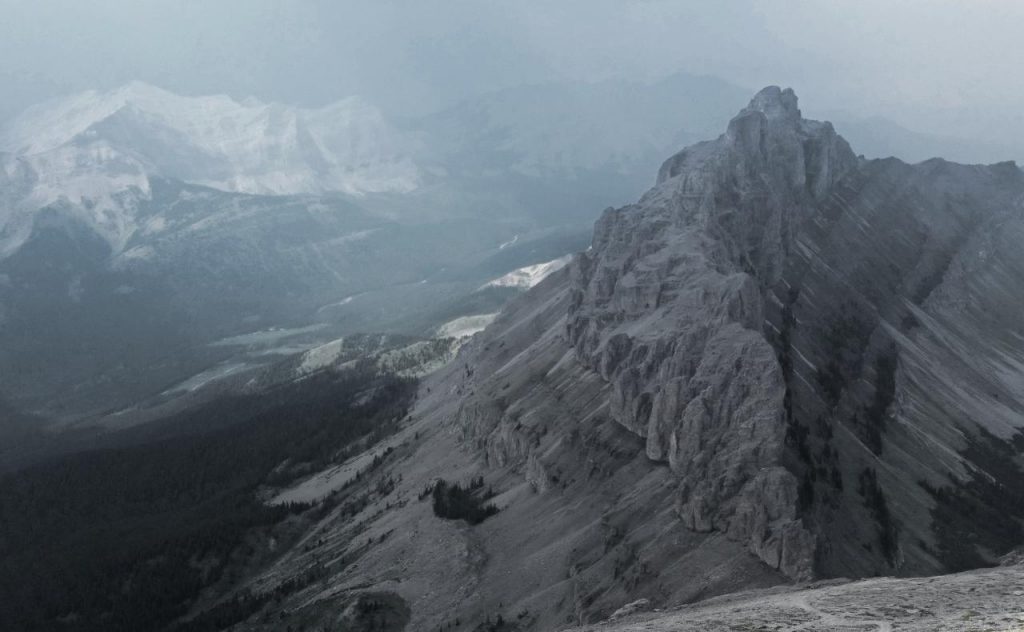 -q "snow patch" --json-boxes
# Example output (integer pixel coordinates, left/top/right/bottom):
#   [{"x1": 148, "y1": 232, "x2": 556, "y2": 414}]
[
  {"x1": 210, "y1": 324, "x2": 327, "y2": 348},
  {"x1": 298, "y1": 338, "x2": 346, "y2": 374},
  {"x1": 482, "y1": 254, "x2": 572, "y2": 290},
  {"x1": 0, "y1": 82, "x2": 421, "y2": 197},
  {"x1": 435, "y1": 313, "x2": 498, "y2": 339}
]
